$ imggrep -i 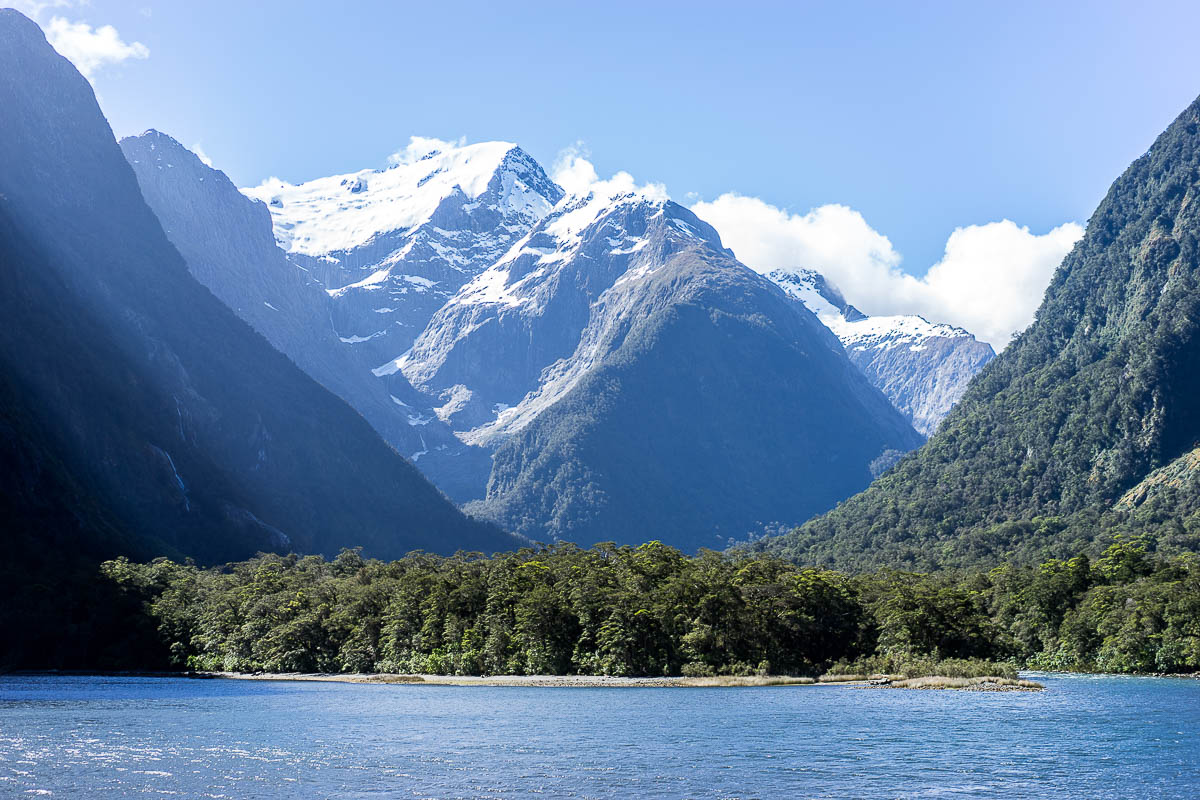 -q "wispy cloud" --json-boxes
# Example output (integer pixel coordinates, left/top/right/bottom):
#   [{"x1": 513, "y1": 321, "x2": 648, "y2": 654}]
[
  {"x1": 190, "y1": 143, "x2": 214, "y2": 168},
  {"x1": 691, "y1": 193, "x2": 1082, "y2": 349},
  {"x1": 386, "y1": 136, "x2": 466, "y2": 166},
  {"x1": 551, "y1": 142, "x2": 667, "y2": 202},
  {"x1": 550, "y1": 141, "x2": 597, "y2": 196}
]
